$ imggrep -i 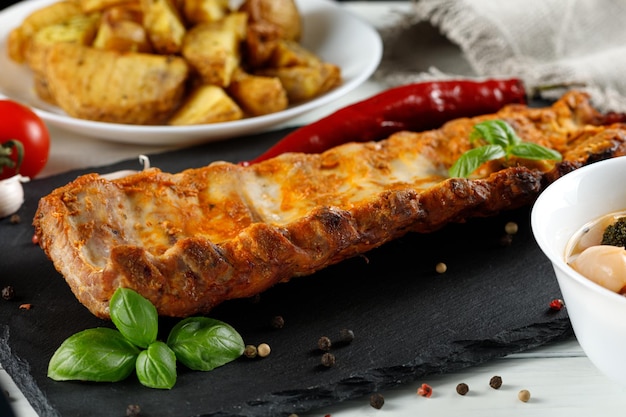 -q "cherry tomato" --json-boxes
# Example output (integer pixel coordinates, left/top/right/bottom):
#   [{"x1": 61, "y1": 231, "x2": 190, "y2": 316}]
[{"x1": 0, "y1": 100, "x2": 50, "y2": 179}]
